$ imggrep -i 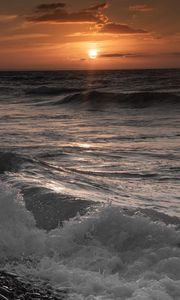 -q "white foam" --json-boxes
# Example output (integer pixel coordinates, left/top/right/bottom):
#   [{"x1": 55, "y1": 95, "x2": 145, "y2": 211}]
[
  {"x1": 0, "y1": 181, "x2": 180, "y2": 299},
  {"x1": 0, "y1": 181, "x2": 46, "y2": 260}
]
